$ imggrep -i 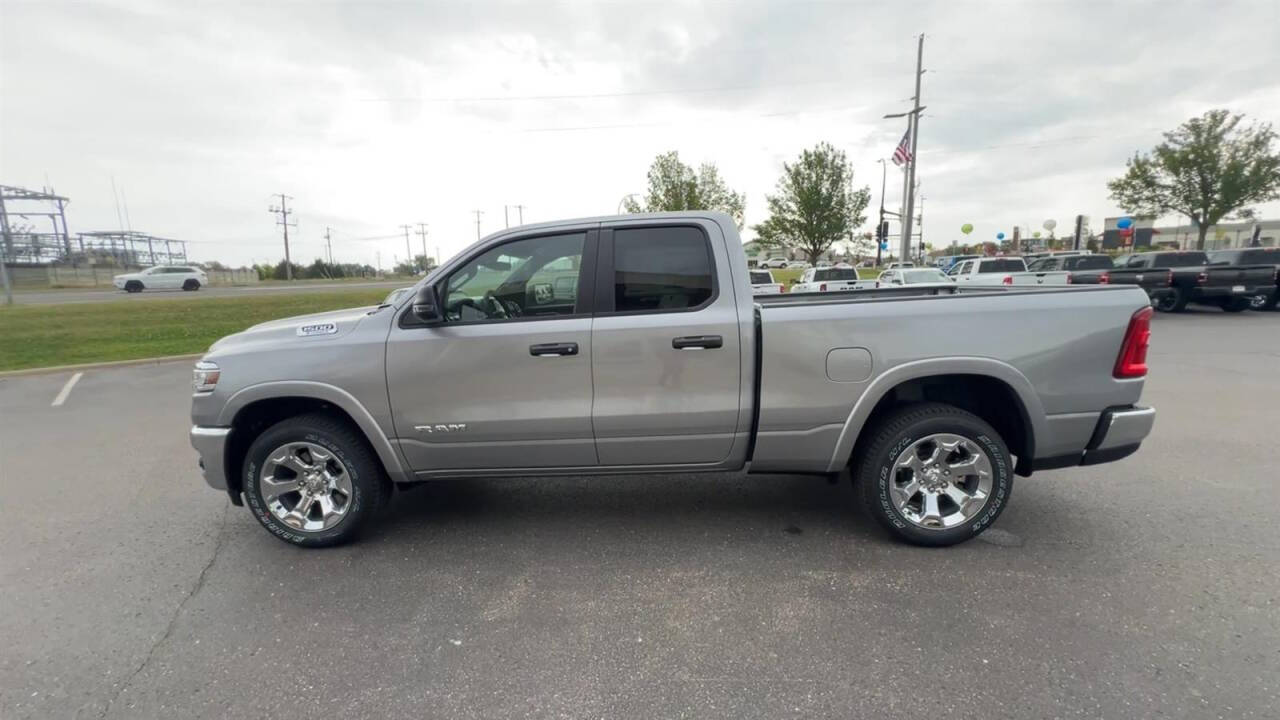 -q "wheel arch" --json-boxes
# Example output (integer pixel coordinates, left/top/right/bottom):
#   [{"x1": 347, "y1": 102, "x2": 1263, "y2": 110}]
[
  {"x1": 830, "y1": 358, "x2": 1044, "y2": 477},
  {"x1": 219, "y1": 382, "x2": 409, "y2": 503}
]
